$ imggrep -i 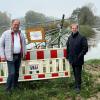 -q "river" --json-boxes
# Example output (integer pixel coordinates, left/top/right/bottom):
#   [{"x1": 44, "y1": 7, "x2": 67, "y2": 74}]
[{"x1": 85, "y1": 28, "x2": 100, "y2": 60}]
